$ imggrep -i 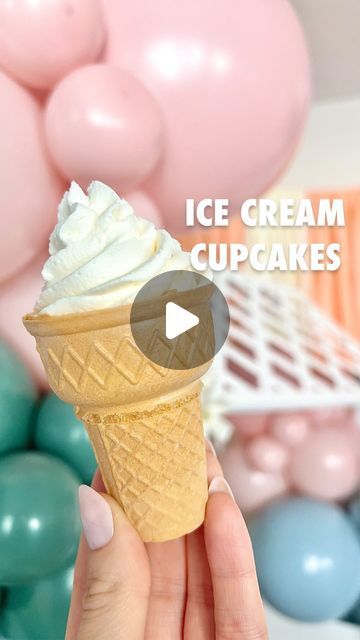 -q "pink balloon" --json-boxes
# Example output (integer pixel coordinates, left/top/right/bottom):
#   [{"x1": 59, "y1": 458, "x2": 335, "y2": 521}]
[
  {"x1": 269, "y1": 413, "x2": 310, "y2": 447},
  {"x1": 45, "y1": 65, "x2": 164, "y2": 192},
  {"x1": 0, "y1": 71, "x2": 63, "y2": 283},
  {"x1": 289, "y1": 427, "x2": 360, "y2": 501},
  {"x1": 309, "y1": 407, "x2": 352, "y2": 427},
  {"x1": 0, "y1": 254, "x2": 48, "y2": 388},
  {"x1": 229, "y1": 413, "x2": 268, "y2": 438},
  {"x1": 124, "y1": 190, "x2": 163, "y2": 227},
  {"x1": 0, "y1": 0, "x2": 105, "y2": 89},
  {"x1": 219, "y1": 440, "x2": 288, "y2": 513},
  {"x1": 103, "y1": 0, "x2": 310, "y2": 232},
  {"x1": 246, "y1": 436, "x2": 288, "y2": 473}
]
